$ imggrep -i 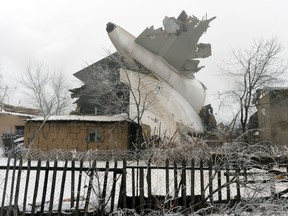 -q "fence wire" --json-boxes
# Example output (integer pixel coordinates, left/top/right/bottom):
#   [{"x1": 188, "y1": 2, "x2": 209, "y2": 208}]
[{"x1": 1, "y1": 141, "x2": 288, "y2": 215}]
